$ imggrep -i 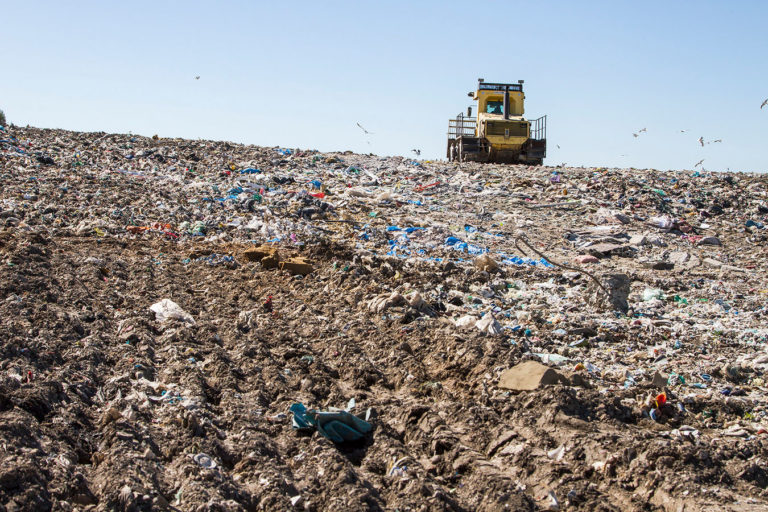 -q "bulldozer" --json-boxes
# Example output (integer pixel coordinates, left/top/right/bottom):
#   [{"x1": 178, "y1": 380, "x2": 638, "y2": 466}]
[{"x1": 447, "y1": 78, "x2": 546, "y2": 164}]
